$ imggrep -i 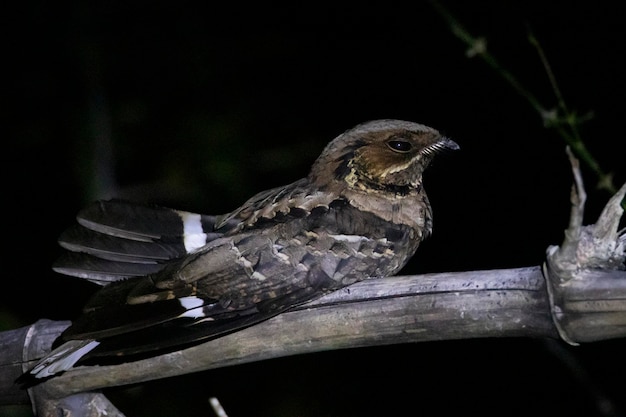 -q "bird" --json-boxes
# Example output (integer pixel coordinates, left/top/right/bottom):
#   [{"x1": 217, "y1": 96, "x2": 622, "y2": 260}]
[{"x1": 17, "y1": 119, "x2": 458, "y2": 386}]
